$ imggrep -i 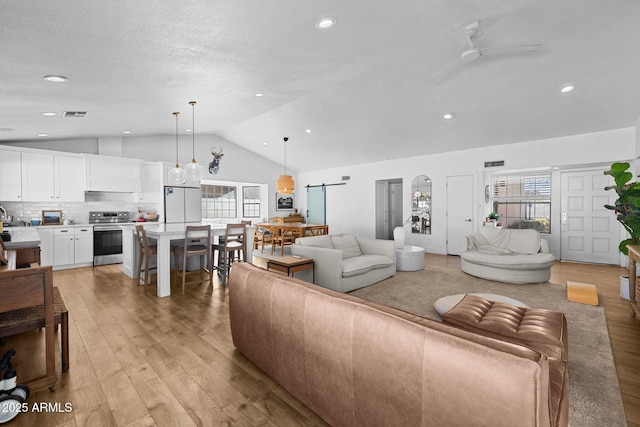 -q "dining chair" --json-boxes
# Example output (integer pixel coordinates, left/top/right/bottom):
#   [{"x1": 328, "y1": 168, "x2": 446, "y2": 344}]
[
  {"x1": 134, "y1": 225, "x2": 157, "y2": 285},
  {"x1": 172, "y1": 225, "x2": 213, "y2": 294},
  {"x1": 253, "y1": 225, "x2": 274, "y2": 253},
  {"x1": 213, "y1": 223, "x2": 247, "y2": 282},
  {"x1": 271, "y1": 227, "x2": 299, "y2": 256}
]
